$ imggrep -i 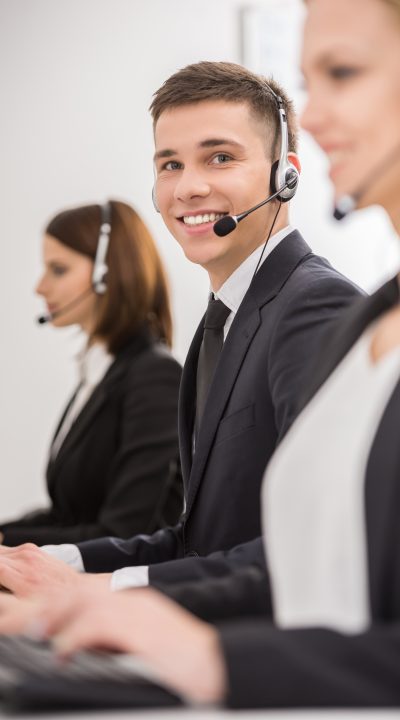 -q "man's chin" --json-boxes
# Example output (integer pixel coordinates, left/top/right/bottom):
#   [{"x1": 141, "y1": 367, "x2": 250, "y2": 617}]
[{"x1": 179, "y1": 238, "x2": 223, "y2": 269}]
